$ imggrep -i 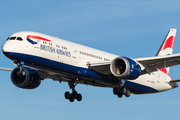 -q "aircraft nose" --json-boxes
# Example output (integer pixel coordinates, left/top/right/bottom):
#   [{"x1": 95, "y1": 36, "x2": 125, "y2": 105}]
[{"x1": 2, "y1": 41, "x2": 13, "y2": 57}]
